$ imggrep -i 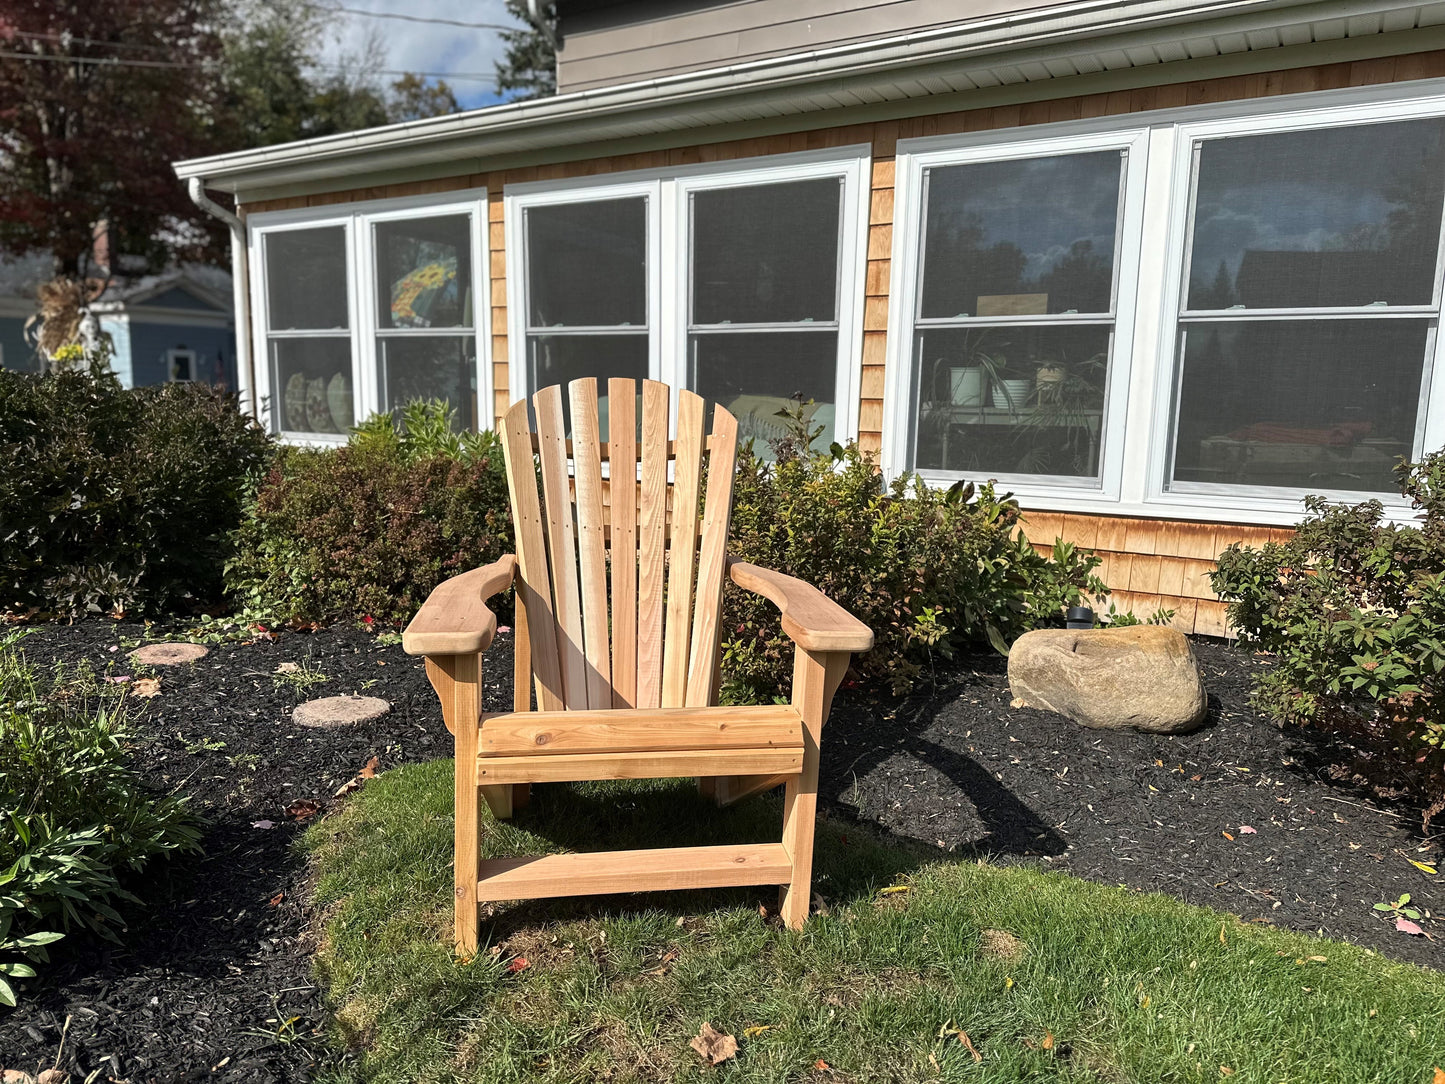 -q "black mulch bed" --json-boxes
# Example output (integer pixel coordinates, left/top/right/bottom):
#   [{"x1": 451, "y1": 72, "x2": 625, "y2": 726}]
[{"x1": 1, "y1": 625, "x2": 1440, "y2": 1082}]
